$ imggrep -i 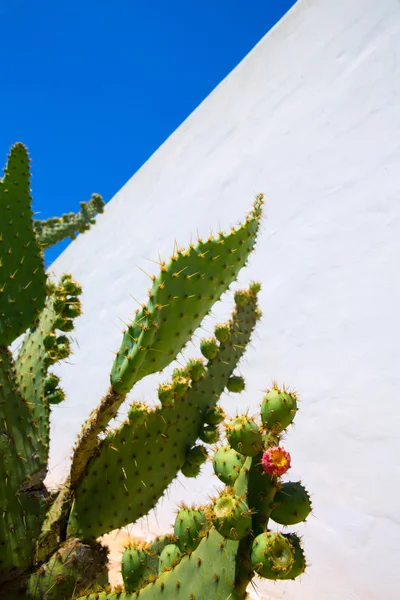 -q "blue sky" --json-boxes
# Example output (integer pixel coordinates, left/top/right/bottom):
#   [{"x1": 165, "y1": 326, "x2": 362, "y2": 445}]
[{"x1": 1, "y1": 0, "x2": 296, "y2": 264}]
